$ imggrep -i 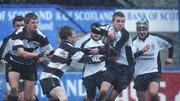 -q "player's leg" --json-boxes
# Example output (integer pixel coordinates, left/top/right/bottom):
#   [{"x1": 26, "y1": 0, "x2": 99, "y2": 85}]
[
  {"x1": 108, "y1": 80, "x2": 123, "y2": 101},
  {"x1": 22, "y1": 65, "x2": 37, "y2": 101},
  {"x1": 8, "y1": 71, "x2": 20, "y2": 101},
  {"x1": 4, "y1": 63, "x2": 10, "y2": 101},
  {"x1": 107, "y1": 89, "x2": 119, "y2": 101},
  {"x1": 96, "y1": 81, "x2": 112, "y2": 101},
  {"x1": 40, "y1": 77, "x2": 66, "y2": 101},
  {"x1": 17, "y1": 80, "x2": 25, "y2": 101},
  {"x1": 148, "y1": 72, "x2": 160, "y2": 101},
  {"x1": 7, "y1": 60, "x2": 26, "y2": 101},
  {"x1": 83, "y1": 74, "x2": 97, "y2": 101},
  {"x1": 49, "y1": 86, "x2": 68, "y2": 101},
  {"x1": 133, "y1": 74, "x2": 149, "y2": 101},
  {"x1": 148, "y1": 81, "x2": 159, "y2": 101},
  {"x1": 136, "y1": 90, "x2": 148, "y2": 101},
  {"x1": 17, "y1": 80, "x2": 37, "y2": 101},
  {"x1": 17, "y1": 81, "x2": 38, "y2": 101},
  {"x1": 96, "y1": 65, "x2": 115, "y2": 101},
  {"x1": 83, "y1": 95, "x2": 89, "y2": 101},
  {"x1": 24, "y1": 80, "x2": 36, "y2": 100},
  {"x1": 108, "y1": 65, "x2": 131, "y2": 101},
  {"x1": 18, "y1": 90, "x2": 25, "y2": 101},
  {"x1": 134, "y1": 72, "x2": 160, "y2": 101}
]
